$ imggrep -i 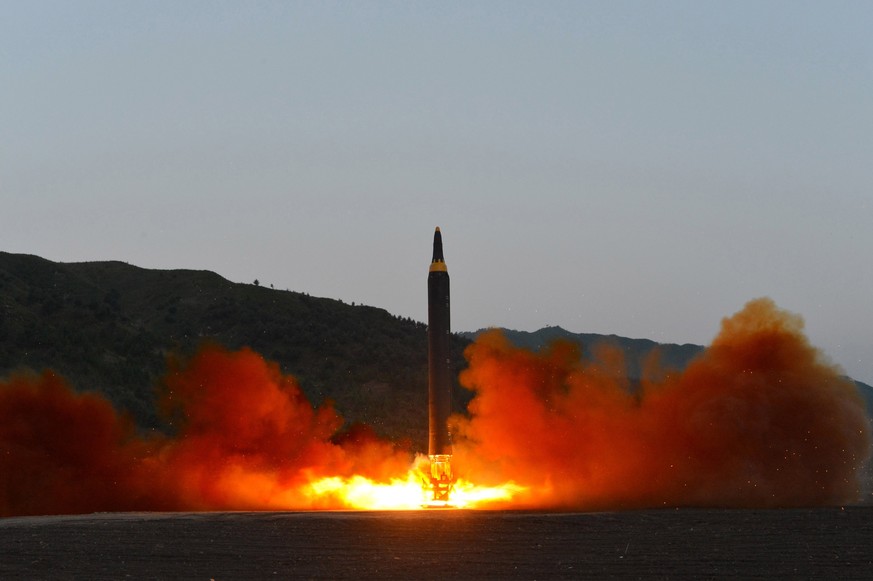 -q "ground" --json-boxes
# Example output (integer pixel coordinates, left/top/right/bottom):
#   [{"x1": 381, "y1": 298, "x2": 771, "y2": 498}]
[{"x1": 2, "y1": 508, "x2": 872, "y2": 579}]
